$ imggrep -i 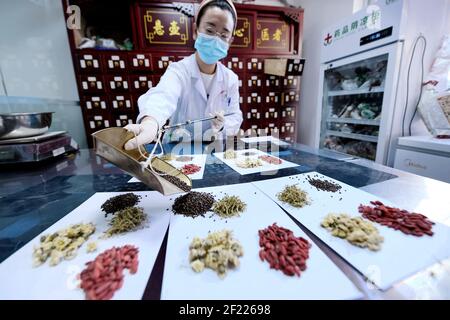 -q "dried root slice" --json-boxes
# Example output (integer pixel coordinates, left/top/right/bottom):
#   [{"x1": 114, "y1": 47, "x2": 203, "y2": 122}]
[
  {"x1": 224, "y1": 150, "x2": 237, "y2": 159},
  {"x1": 33, "y1": 223, "x2": 95, "y2": 267},
  {"x1": 235, "y1": 158, "x2": 262, "y2": 168},
  {"x1": 188, "y1": 230, "x2": 243, "y2": 278},
  {"x1": 321, "y1": 213, "x2": 384, "y2": 251}
]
